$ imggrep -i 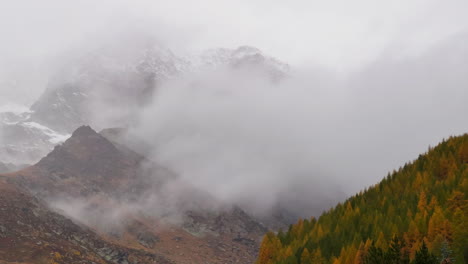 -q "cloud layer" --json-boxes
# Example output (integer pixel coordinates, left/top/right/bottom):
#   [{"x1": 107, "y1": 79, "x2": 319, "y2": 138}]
[
  {"x1": 124, "y1": 32, "x2": 468, "y2": 217},
  {"x1": 1, "y1": 0, "x2": 468, "y2": 218}
]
